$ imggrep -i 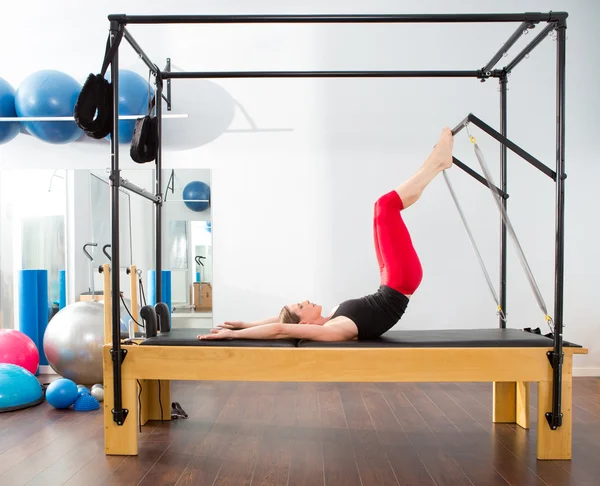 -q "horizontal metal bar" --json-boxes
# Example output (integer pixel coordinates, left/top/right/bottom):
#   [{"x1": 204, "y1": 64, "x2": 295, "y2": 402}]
[
  {"x1": 162, "y1": 70, "x2": 483, "y2": 79},
  {"x1": 120, "y1": 178, "x2": 160, "y2": 203},
  {"x1": 452, "y1": 157, "x2": 507, "y2": 198},
  {"x1": 123, "y1": 28, "x2": 160, "y2": 76},
  {"x1": 455, "y1": 114, "x2": 556, "y2": 180},
  {"x1": 505, "y1": 22, "x2": 556, "y2": 73},
  {"x1": 108, "y1": 12, "x2": 567, "y2": 25},
  {"x1": 483, "y1": 21, "x2": 531, "y2": 72}
]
